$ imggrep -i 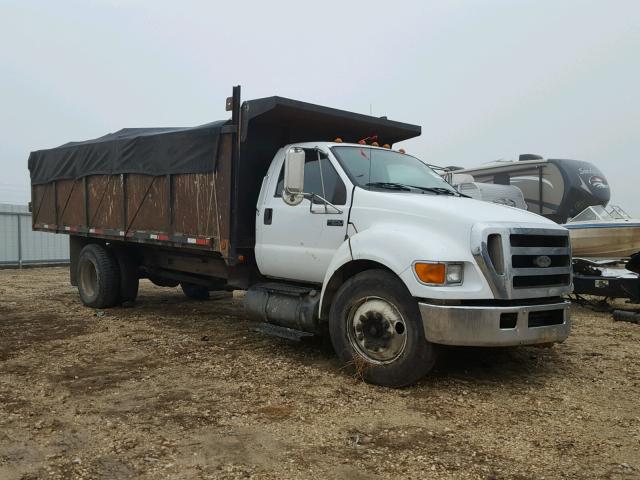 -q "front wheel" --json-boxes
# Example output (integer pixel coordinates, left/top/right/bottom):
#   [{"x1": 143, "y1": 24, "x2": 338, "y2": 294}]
[{"x1": 329, "y1": 269, "x2": 437, "y2": 387}]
